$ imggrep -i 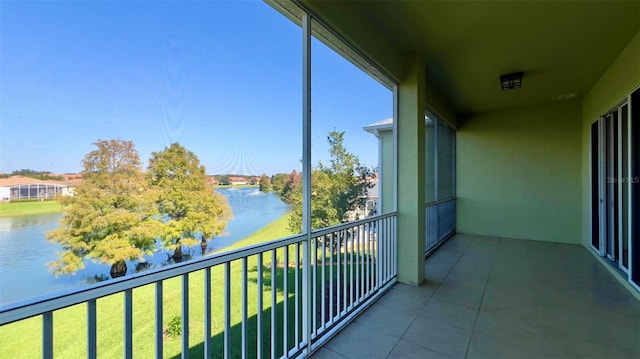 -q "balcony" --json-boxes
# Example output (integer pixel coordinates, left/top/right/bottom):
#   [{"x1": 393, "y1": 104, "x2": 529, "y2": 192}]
[
  {"x1": 1, "y1": 1, "x2": 639, "y2": 358},
  {"x1": 315, "y1": 234, "x2": 640, "y2": 359}
]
